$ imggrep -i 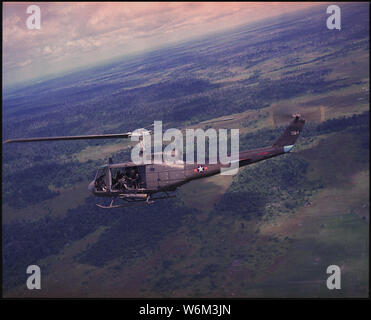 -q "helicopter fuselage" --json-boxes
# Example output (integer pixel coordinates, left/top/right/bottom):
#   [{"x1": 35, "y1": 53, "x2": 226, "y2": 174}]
[{"x1": 88, "y1": 144, "x2": 289, "y2": 199}]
